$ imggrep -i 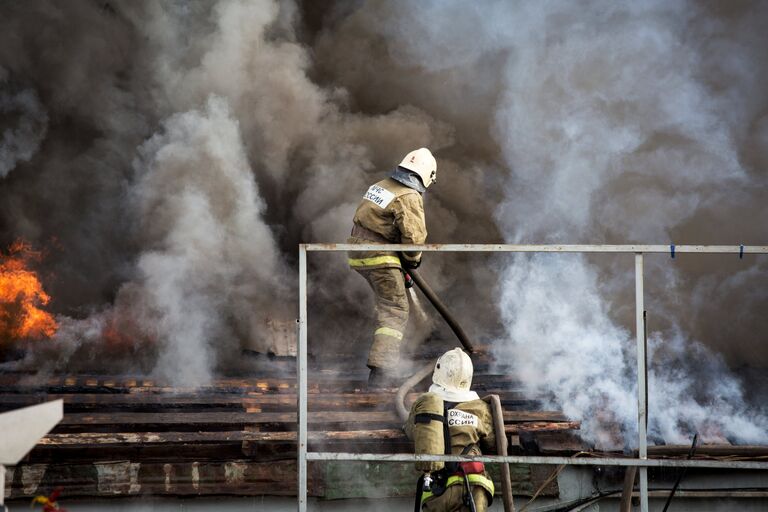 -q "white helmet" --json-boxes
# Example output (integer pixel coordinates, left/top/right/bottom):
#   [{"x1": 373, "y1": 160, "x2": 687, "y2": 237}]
[
  {"x1": 399, "y1": 148, "x2": 437, "y2": 188},
  {"x1": 428, "y1": 348, "x2": 479, "y2": 402}
]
